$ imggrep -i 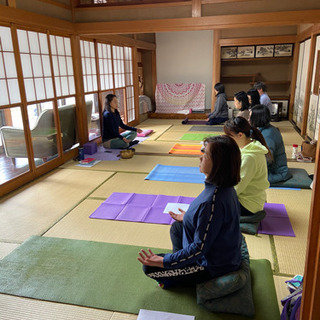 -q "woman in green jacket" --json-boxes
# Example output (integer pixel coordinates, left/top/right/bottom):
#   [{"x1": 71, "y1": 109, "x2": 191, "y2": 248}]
[{"x1": 224, "y1": 116, "x2": 271, "y2": 216}]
